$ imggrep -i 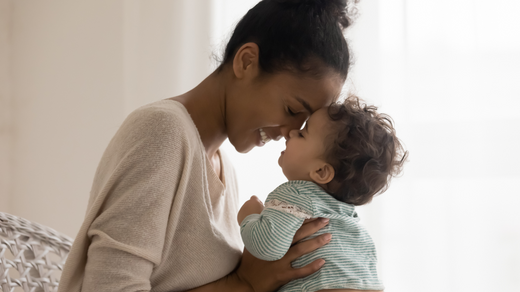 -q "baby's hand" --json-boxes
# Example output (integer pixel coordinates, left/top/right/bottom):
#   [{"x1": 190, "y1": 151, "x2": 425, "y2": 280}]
[{"x1": 237, "y1": 195, "x2": 264, "y2": 225}]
